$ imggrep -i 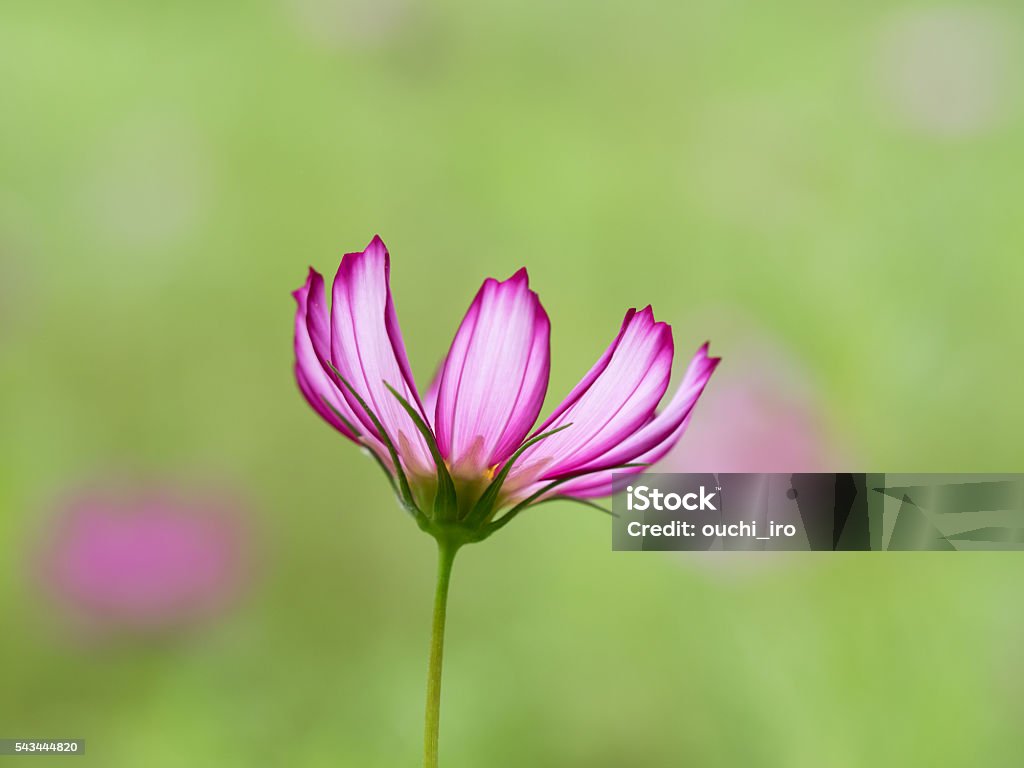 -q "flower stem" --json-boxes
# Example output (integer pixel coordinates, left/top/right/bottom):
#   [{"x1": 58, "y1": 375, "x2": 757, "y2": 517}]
[{"x1": 424, "y1": 538, "x2": 458, "y2": 768}]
